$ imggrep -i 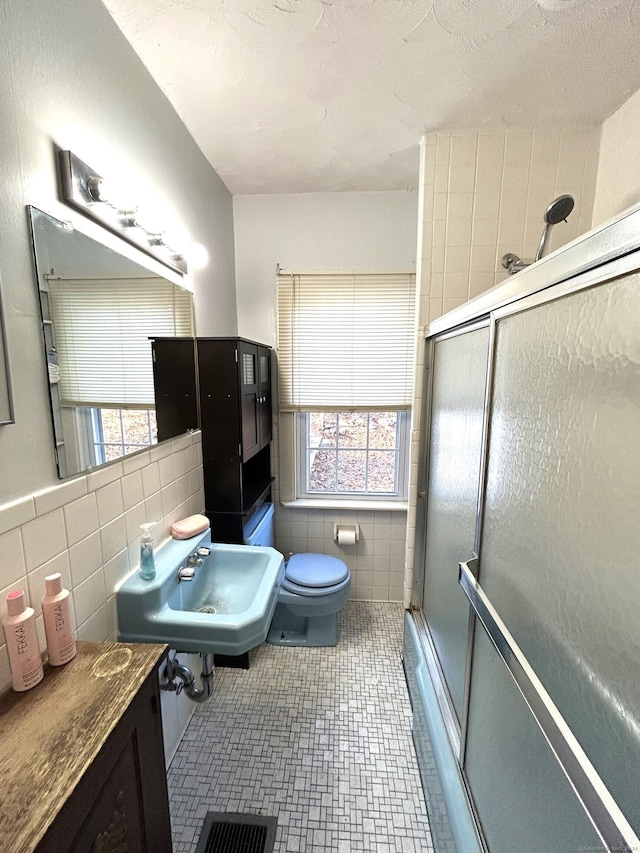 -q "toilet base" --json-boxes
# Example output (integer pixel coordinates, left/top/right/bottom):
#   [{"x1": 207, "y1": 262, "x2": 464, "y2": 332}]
[{"x1": 266, "y1": 604, "x2": 339, "y2": 647}]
